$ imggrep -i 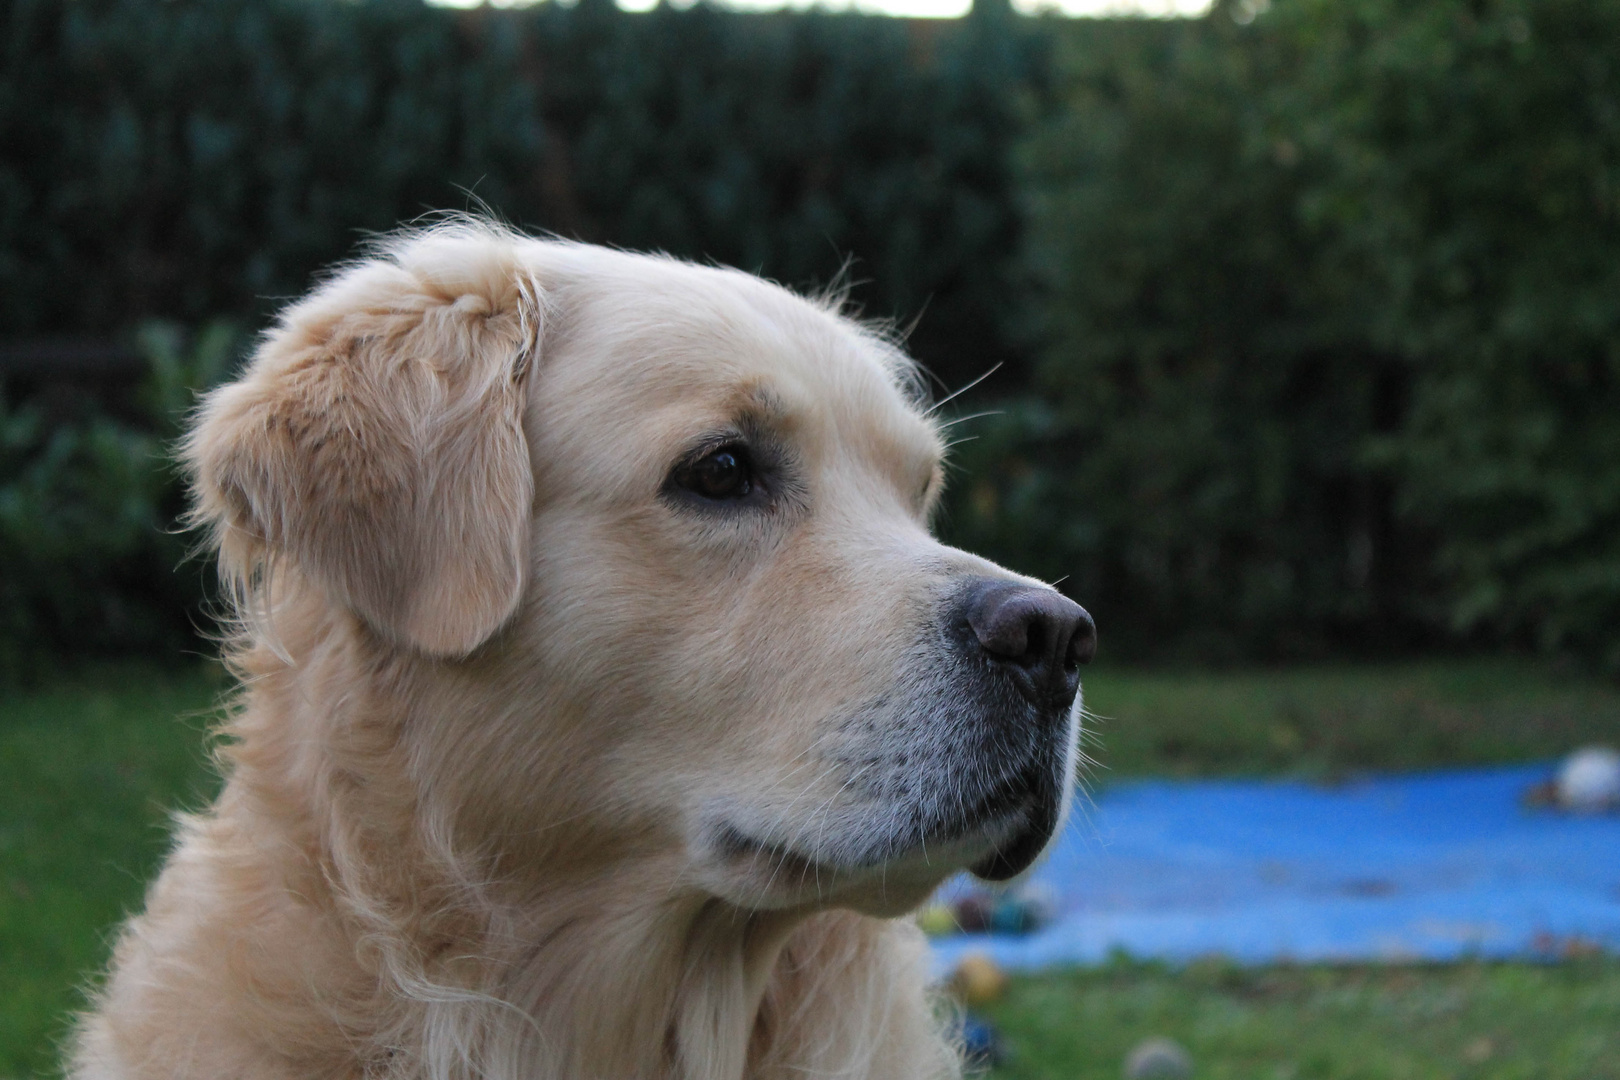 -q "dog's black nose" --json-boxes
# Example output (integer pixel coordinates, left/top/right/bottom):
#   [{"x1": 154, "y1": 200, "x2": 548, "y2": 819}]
[{"x1": 964, "y1": 579, "x2": 1095, "y2": 706}]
